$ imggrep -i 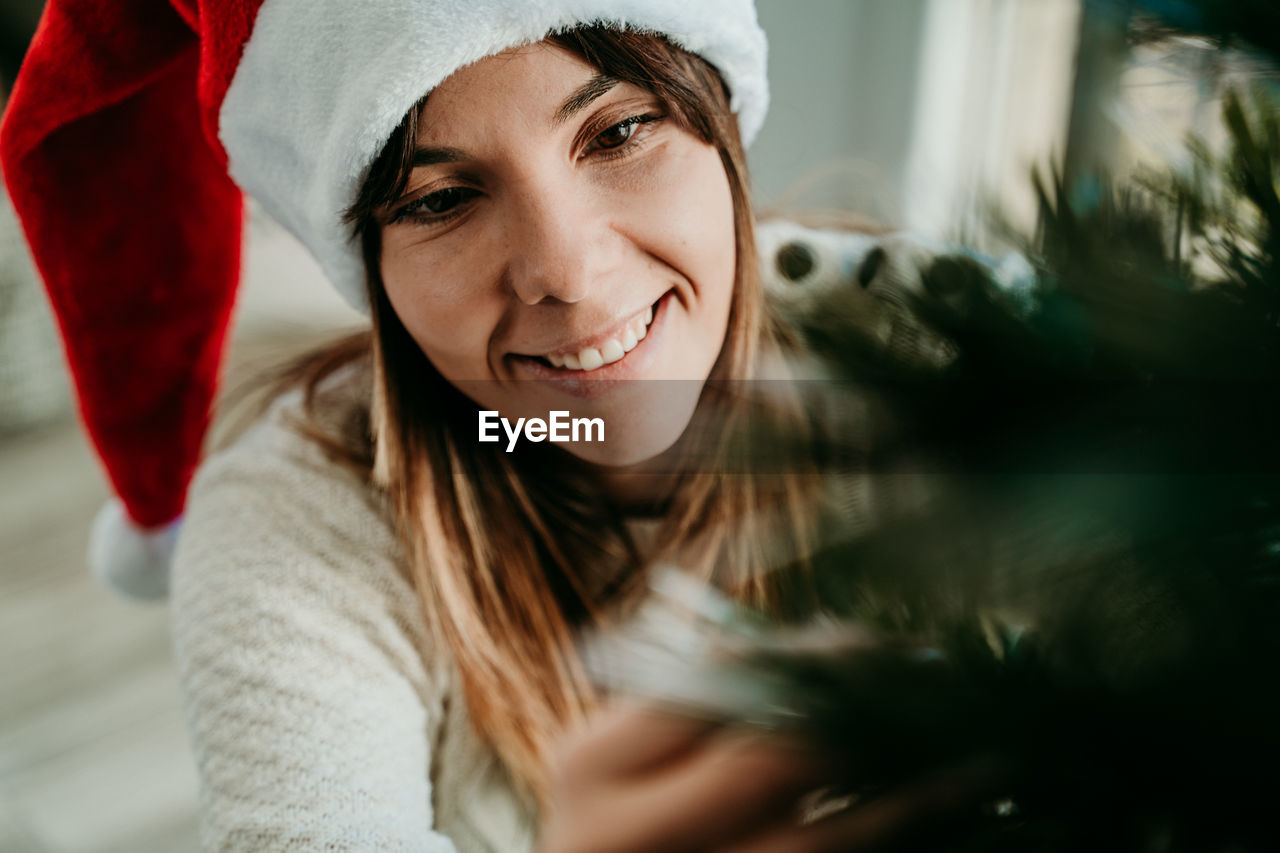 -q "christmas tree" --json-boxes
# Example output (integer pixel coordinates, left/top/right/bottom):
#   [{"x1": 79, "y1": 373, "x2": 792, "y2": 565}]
[{"x1": 608, "y1": 4, "x2": 1280, "y2": 850}]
